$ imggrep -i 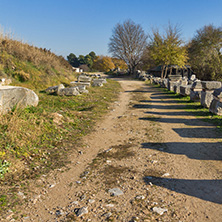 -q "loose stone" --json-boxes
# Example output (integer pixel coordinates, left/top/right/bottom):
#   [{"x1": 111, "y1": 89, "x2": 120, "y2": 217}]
[
  {"x1": 108, "y1": 188, "x2": 124, "y2": 196},
  {"x1": 76, "y1": 206, "x2": 88, "y2": 217},
  {"x1": 88, "y1": 199, "x2": 95, "y2": 204},
  {"x1": 135, "y1": 195, "x2": 145, "y2": 200},
  {"x1": 152, "y1": 206, "x2": 168, "y2": 215},
  {"x1": 55, "y1": 210, "x2": 64, "y2": 216}
]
